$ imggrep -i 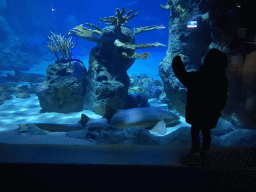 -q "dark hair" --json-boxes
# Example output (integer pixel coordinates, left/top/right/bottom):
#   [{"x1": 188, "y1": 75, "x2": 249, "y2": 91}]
[{"x1": 204, "y1": 49, "x2": 228, "y2": 69}]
